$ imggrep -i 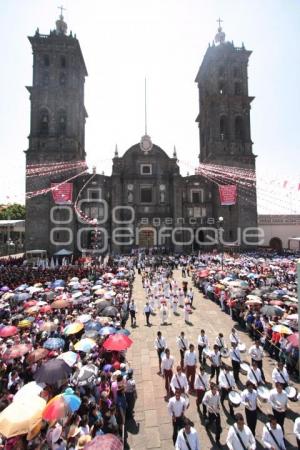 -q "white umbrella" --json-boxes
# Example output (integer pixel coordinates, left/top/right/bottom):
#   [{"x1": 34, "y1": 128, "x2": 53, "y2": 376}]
[{"x1": 13, "y1": 381, "x2": 45, "y2": 402}]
